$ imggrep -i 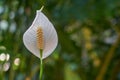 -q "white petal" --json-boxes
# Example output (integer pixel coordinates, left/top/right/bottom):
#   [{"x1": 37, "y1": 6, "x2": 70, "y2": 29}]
[{"x1": 23, "y1": 10, "x2": 58, "y2": 59}]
